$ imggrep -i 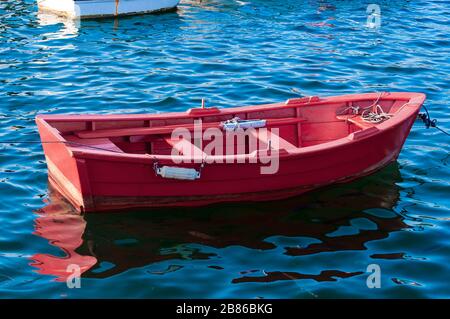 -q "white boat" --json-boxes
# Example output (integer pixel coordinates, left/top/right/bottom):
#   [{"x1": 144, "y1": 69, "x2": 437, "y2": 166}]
[{"x1": 37, "y1": 0, "x2": 180, "y2": 19}]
